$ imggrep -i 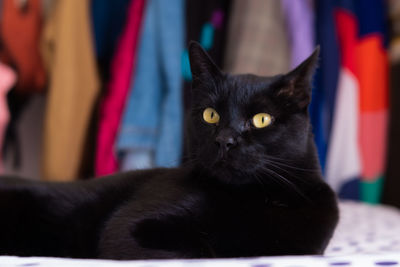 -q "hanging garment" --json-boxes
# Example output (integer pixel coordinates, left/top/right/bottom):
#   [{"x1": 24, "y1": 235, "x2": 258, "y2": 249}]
[
  {"x1": 0, "y1": 0, "x2": 46, "y2": 94},
  {"x1": 116, "y1": 0, "x2": 184, "y2": 170},
  {"x1": 95, "y1": 0, "x2": 146, "y2": 177},
  {"x1": 310, "y1": 0, "x2": 340, "y2": 172},
  {"x1": 0, "y1": 62, "x2": 16, "y2": 173},
  {"x1": 356, "y1": 0, "x2": 388, "y2": 203},
  {"x1": 91, "y1": 0, "x2": 131, "y2": 81},
  {"x1": 223, "y1": 0, "x2": 290, "y2": 76},
  {"x1": 382, "y1": 0, "x2": 400, "y2": 208},
  {"x1": 41, "y1": 0, "x2": 100, "y2": 181},
  {"x1": 281, "y1": 0, "x2": 314, "y2": 69},
  {"x1": 41, "y1": 0, "x2": 56, "y2": 19},
  {"x1": 325, "y1": 1, "x2": 361, "y2": 198},
  {"x1": 325, "y1": 0, "x2": 388, "y2": 204}
]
